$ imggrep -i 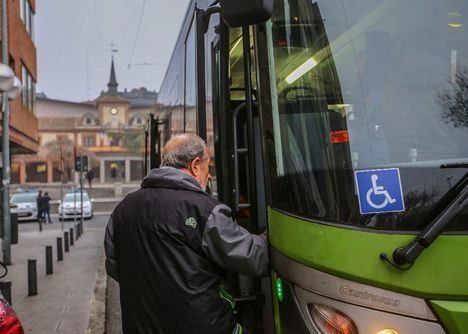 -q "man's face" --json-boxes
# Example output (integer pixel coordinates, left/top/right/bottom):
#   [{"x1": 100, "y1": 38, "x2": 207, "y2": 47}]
[{"x1": 189, "y1": 149, "x2": 211, "y2": 191}]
